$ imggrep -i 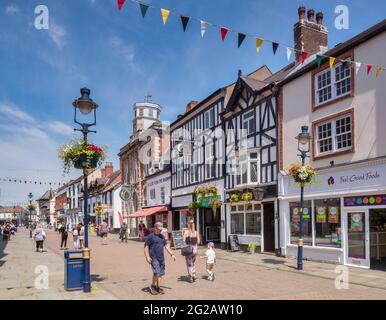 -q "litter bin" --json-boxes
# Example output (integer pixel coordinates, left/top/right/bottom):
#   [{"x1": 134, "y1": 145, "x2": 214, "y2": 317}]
[{"x1": 64, "y1": 250, "x2": 84, "y2": 291}]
